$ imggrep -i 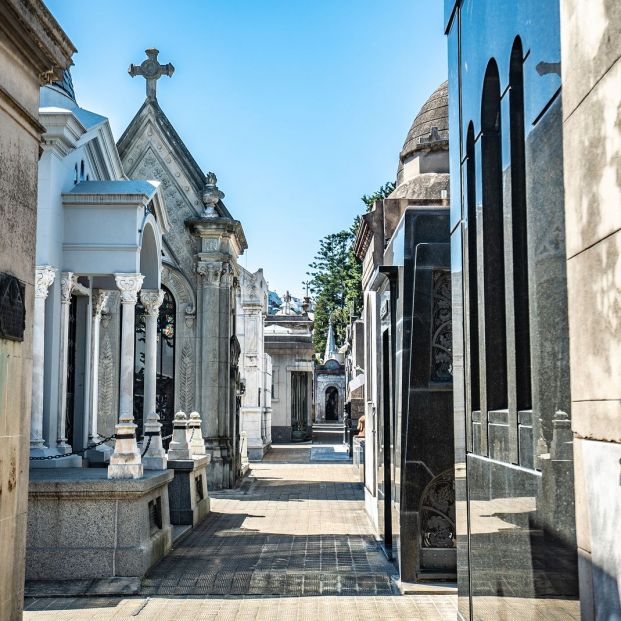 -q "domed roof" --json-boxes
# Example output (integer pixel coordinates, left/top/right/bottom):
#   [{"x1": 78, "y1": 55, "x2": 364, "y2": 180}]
[
  {"x1": 400, "y1": 81, "x2": 448, "y2": 163},
  {"x1": 51, "y1": 68, "x2": 76, "y2": 103}
]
